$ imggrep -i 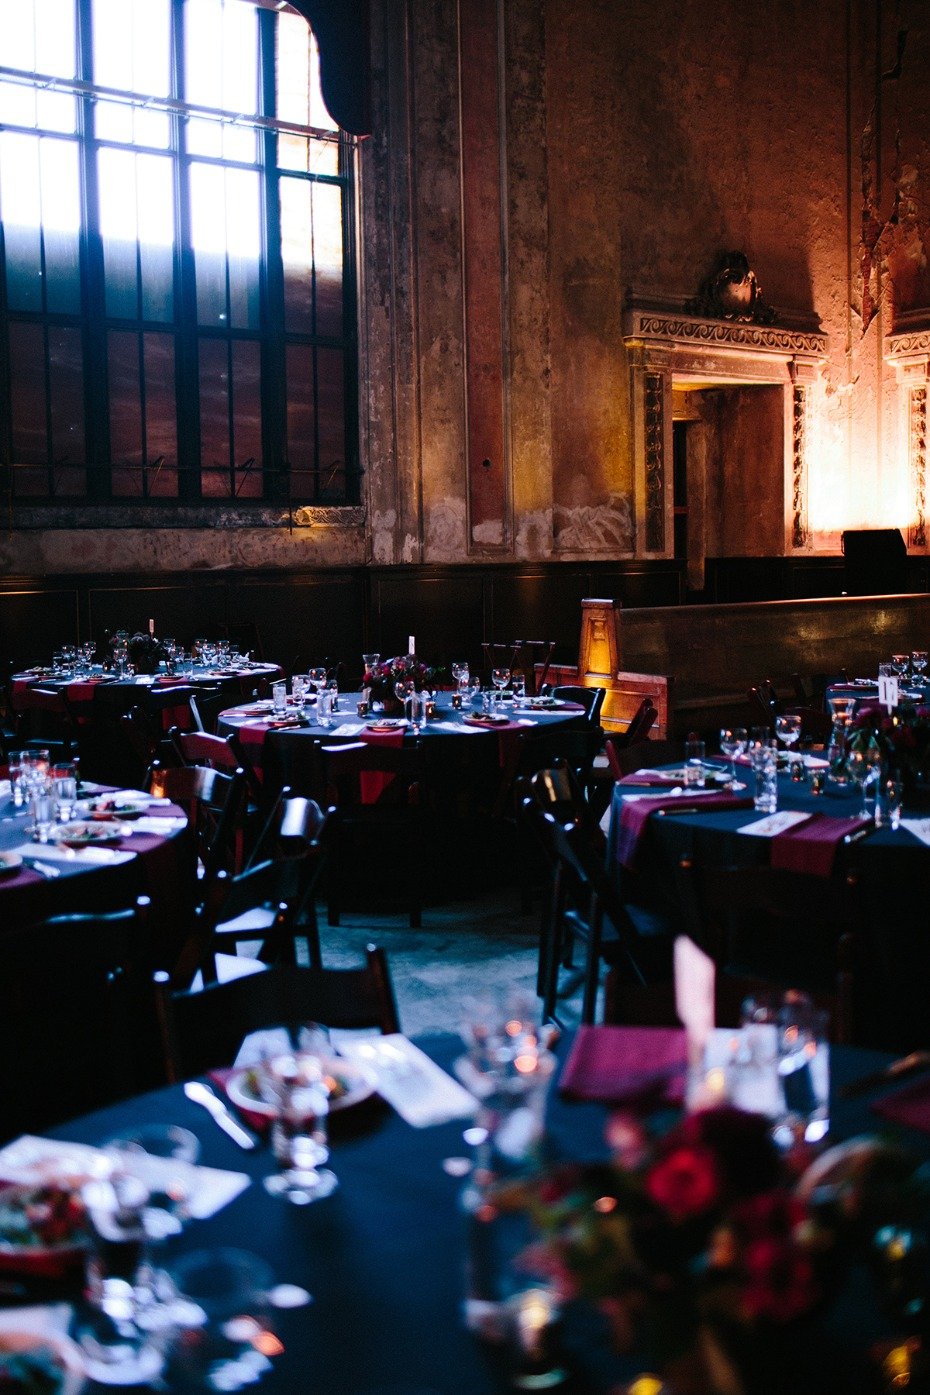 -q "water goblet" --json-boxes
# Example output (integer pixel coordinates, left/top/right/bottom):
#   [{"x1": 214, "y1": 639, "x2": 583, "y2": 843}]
[
  {"x1": 774, "y1": 713, "x2": 801, "y2": 759},
  {"x1": 309, "y1": 666, "x2": 328, "y2": 692},
  {"x1": 491, "y1": 666, "x2": 511, "y2": 709},
  {"x1": 912, "y1": 651, "x2": 928, "y2": 686},
  {"x1": 891, "y1": 654, "x2": 909, "y2": 682},
  {"x1": 256, "y1": 1052, "x2": 337, "y2": 1204},
  {"x1": 719, "y1": 727, "x2": 740, "y2": 785},
  {"x1": 451, "y1": 660, "x2": 470, "y2": 693}
]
